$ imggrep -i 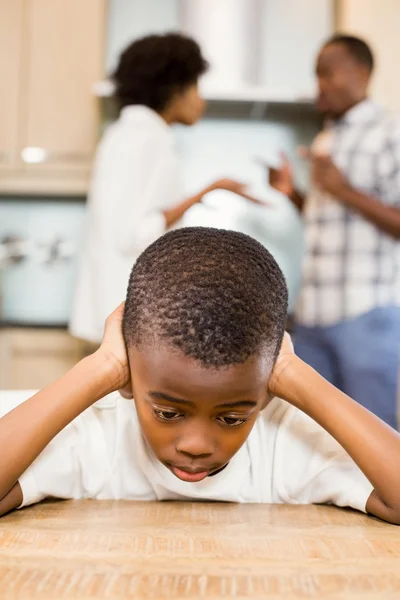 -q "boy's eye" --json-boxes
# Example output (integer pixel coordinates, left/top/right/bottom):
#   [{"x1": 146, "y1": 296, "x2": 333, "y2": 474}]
[
  {"x1": 218, "y1": 415, "x2": 248, "y2": 427},
  {"x1": 153, "y1": 408, "x2": 182, "y2": 422}
]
